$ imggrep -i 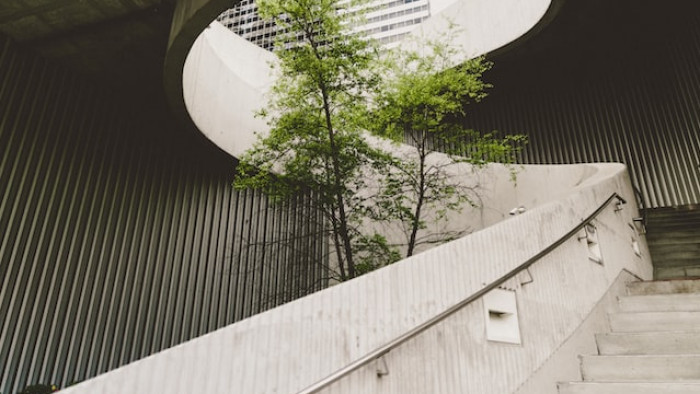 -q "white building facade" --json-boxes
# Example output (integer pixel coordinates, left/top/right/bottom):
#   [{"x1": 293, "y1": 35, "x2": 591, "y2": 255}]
[{"x1": 216, "y1": 0, "x2": 433, "y2": 49}]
